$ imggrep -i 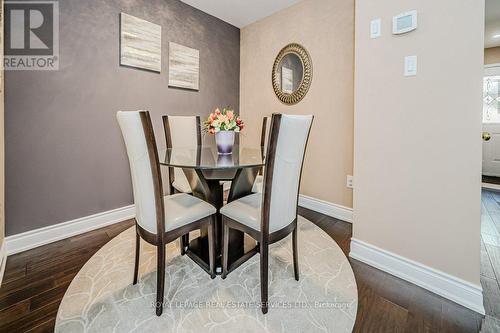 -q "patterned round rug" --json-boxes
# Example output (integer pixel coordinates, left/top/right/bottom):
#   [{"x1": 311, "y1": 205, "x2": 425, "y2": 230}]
[{"x1": 55, "y1": 216, "x2": 358, "y2": 332}]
